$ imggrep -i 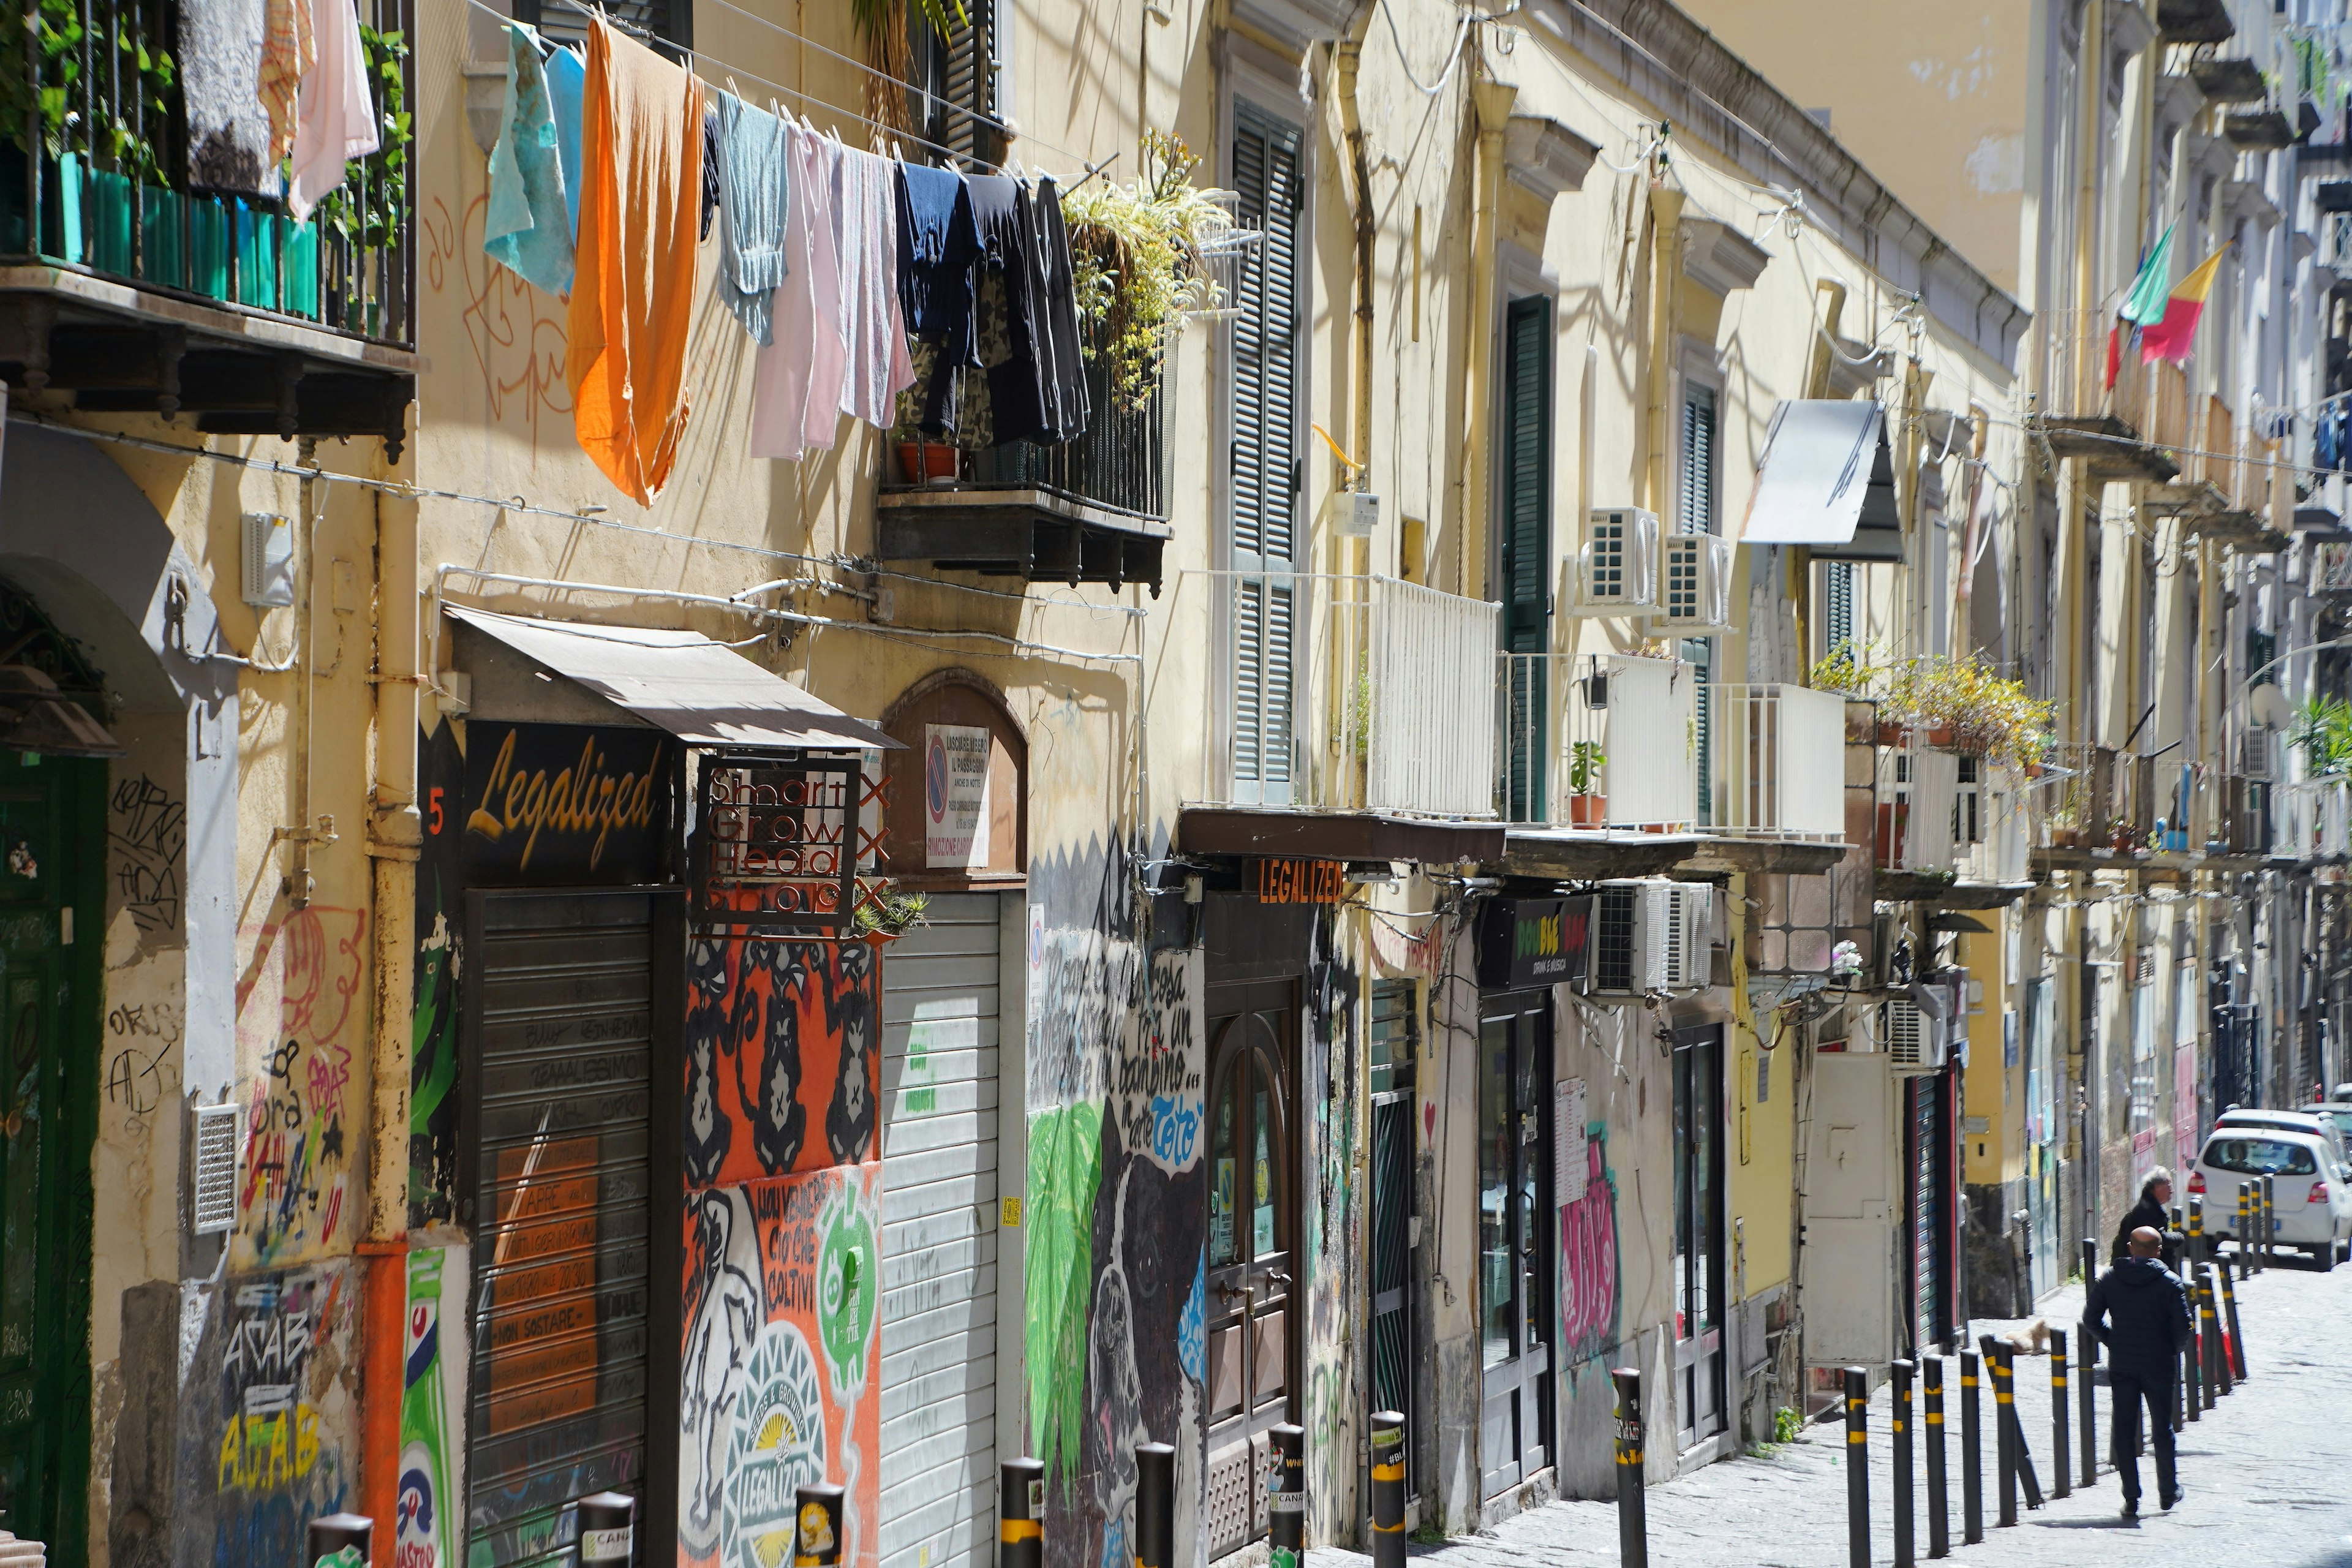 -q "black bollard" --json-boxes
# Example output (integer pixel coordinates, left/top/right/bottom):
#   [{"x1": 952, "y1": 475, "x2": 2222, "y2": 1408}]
[
  {"x1": 576, "y1": 1494, "x2": 635, "y2": 1568},
  {"x1": 1614, "y1": 1368, "x2": 1649, "y2": 1568},
  {"x1": 2188, "y1": 1193, "x2": 2206, "y2": 1274},
  {"x1": 1136, "y1": 1444, "x2": 1175, "y2": 1568},
  {"x1": 1844, "y1": 1366, "x2": 1871, "y2": 1568},
  {"x1": 795, "y1": 1483, "x2": 845, "y2": 1568},
  {"x1": 2262, "y1": 1176, "x2": 2275, "y2": 1270},
  {"x1": 1959, "y1": 1349, "x2": 1983, "y2": 1545},
  {"x1": 2076, "y1": 1317, "x2": 2097, "y2": 1485},
  {"x1": 2237, "y1": 1182, "x2": 2253, "y2": 1280},
  {"x1": 1983, "y1": 1341, "x2": 2017, "y2": 1525},
  {"x1": 1000, "y1": 1459, "x2": 1044, "y2": 1568},
  {"x1": 307, "y1": 1514, "x2": 371, "y2": 1568},
  {"x1": 1892, "y1": 1360, "x2": 1915, "y2": 1568},
  {"x1": 2200, "y1": 1267, "x2": 2226, "y2": 1404},
  {"x1": 1268, "y1": 1424, "x2": 1305, "y2": 1568},
  {"x1": 2174, "y1": 1317, "x2": 2190, "y2": 1431},
  {"x1": 2183, "y1": 1271, "x2": 2203, "y2": 1423},
  {"x1": 2219, "y1": 1264, "x2": 2248, "y2": 1380},
  {"x1": 2049, "y1": 1329, "x2": 2070, "y2": 1499},
  {"x1": 1924, "y1": 1356, "x2": 1949, "y2": 1560},
  {"x1": 1369, "y1": 1412, "x2": 1406, "y2": 1568}
]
